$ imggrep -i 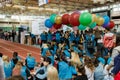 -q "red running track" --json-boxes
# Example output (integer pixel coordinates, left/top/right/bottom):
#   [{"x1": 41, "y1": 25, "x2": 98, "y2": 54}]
[{"x1": 0, "y1": 39, "x2": 41, "y2": 62}]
